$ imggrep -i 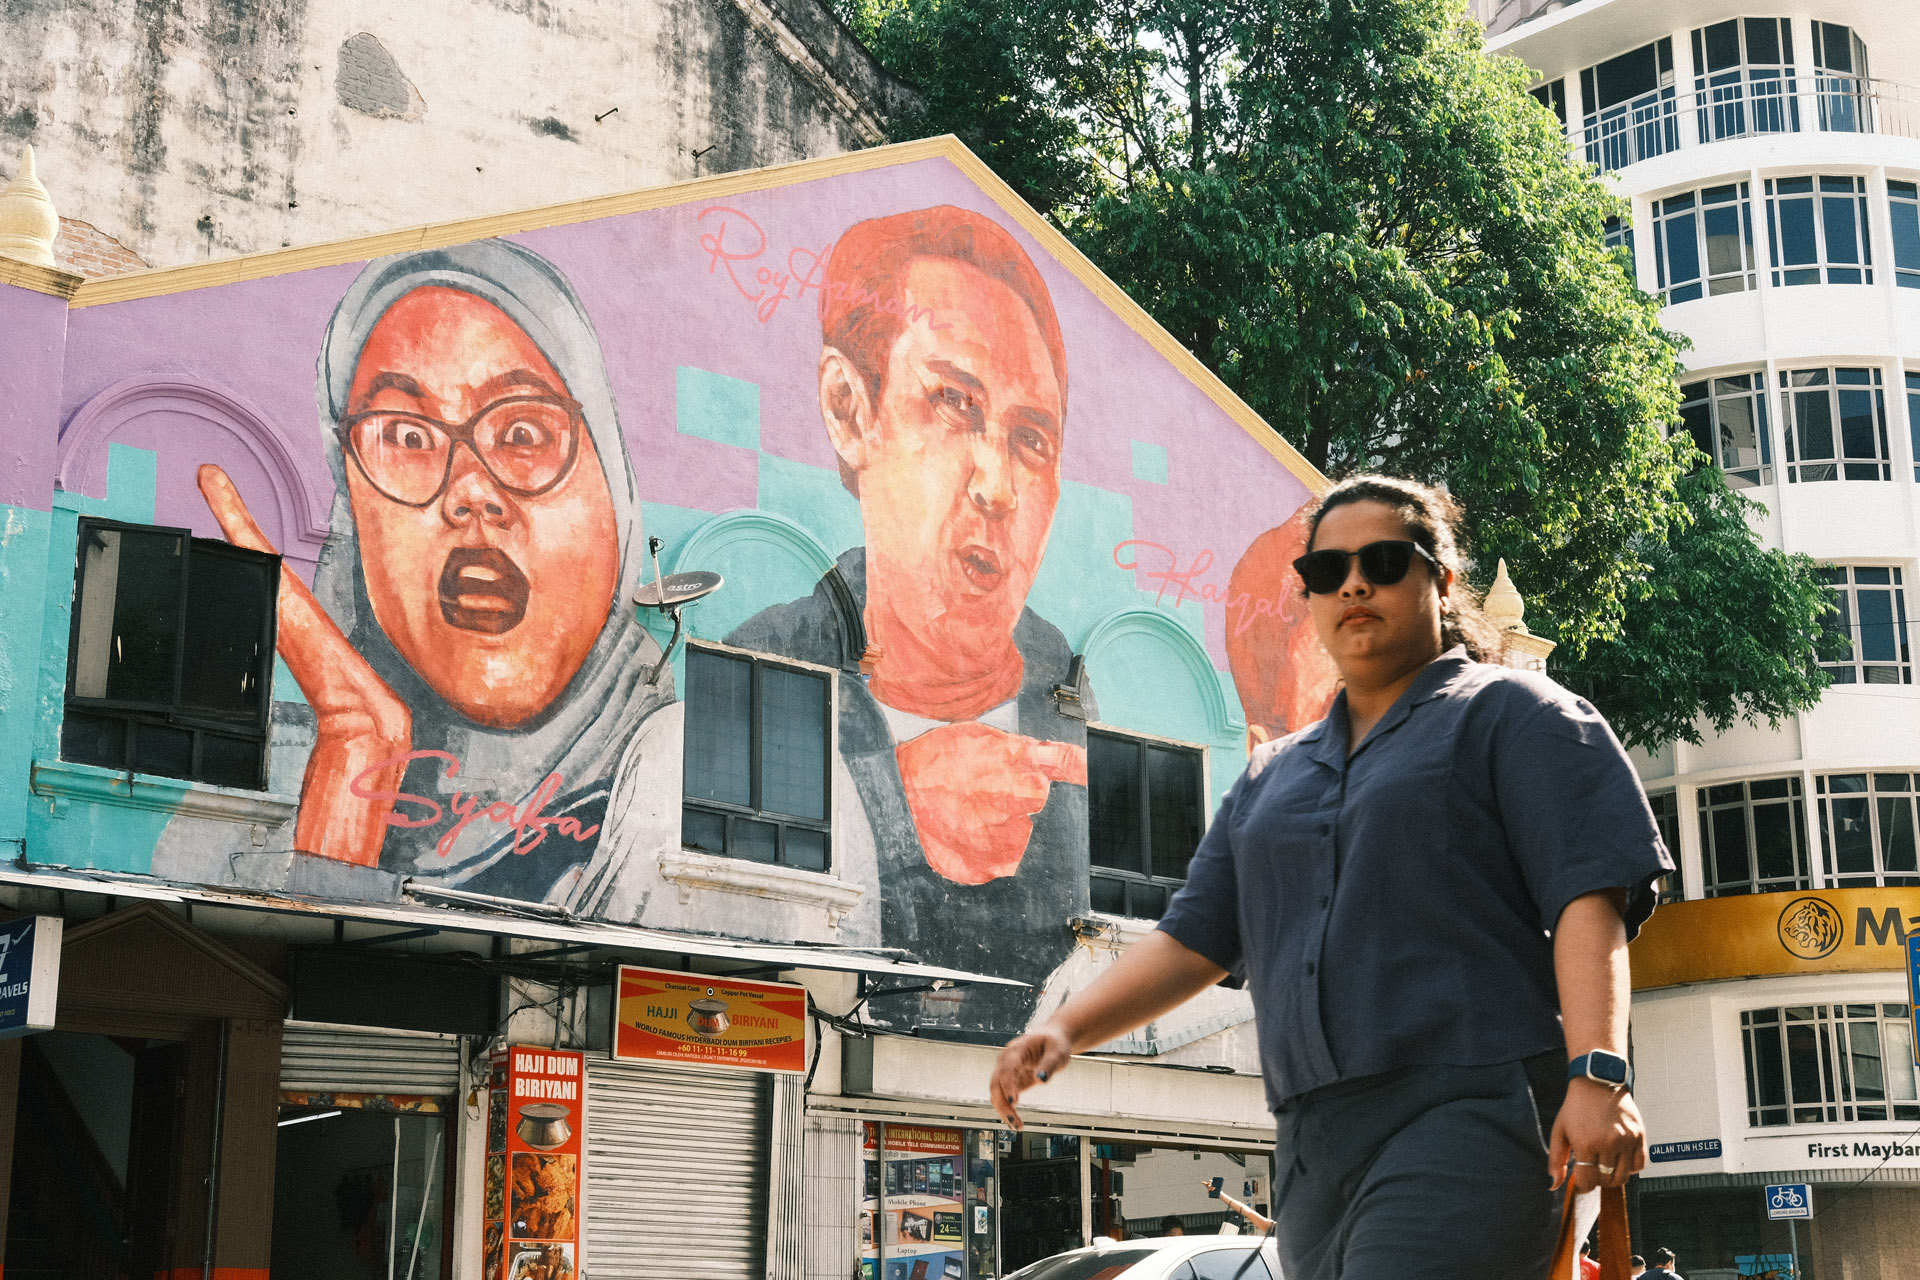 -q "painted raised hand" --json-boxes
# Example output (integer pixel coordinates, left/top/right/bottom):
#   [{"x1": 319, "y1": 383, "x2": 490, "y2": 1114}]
[
  {"x1": 895, "y1": 720, "x2": 1087, "y2": 884},
  {"x1": 198, "y1": 464, "x2": 410, "y2": 867}
]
